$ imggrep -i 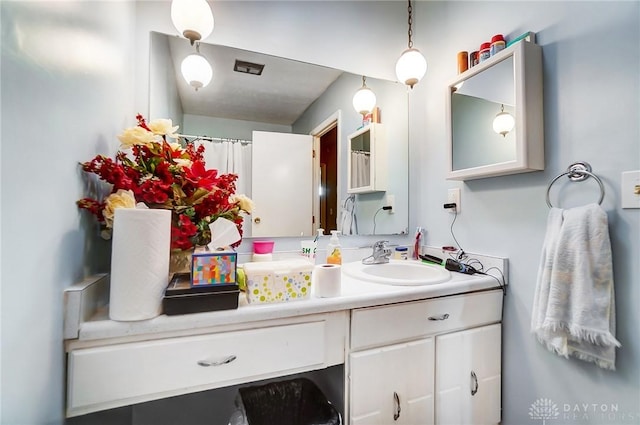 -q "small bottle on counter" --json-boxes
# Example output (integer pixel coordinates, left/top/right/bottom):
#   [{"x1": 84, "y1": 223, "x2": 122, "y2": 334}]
[
  {"x1": 394, "y1": 246, "x2": 409, "y2": 260},
  {"x1": 457, "y1": 51, "x2": 469, "y2": 74},
  {"x1": 469, "y1": 51, "x2": 479, "y2": 67},
  {"x1": 479, "y1": 42, "x2": 491, "y2": 62},
  {"x1": 326, "y1": 230, "x2": 342, "y2": 265},
  {"x1": 490, "y1": 34, "x2": 506, "y2": 56}
]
